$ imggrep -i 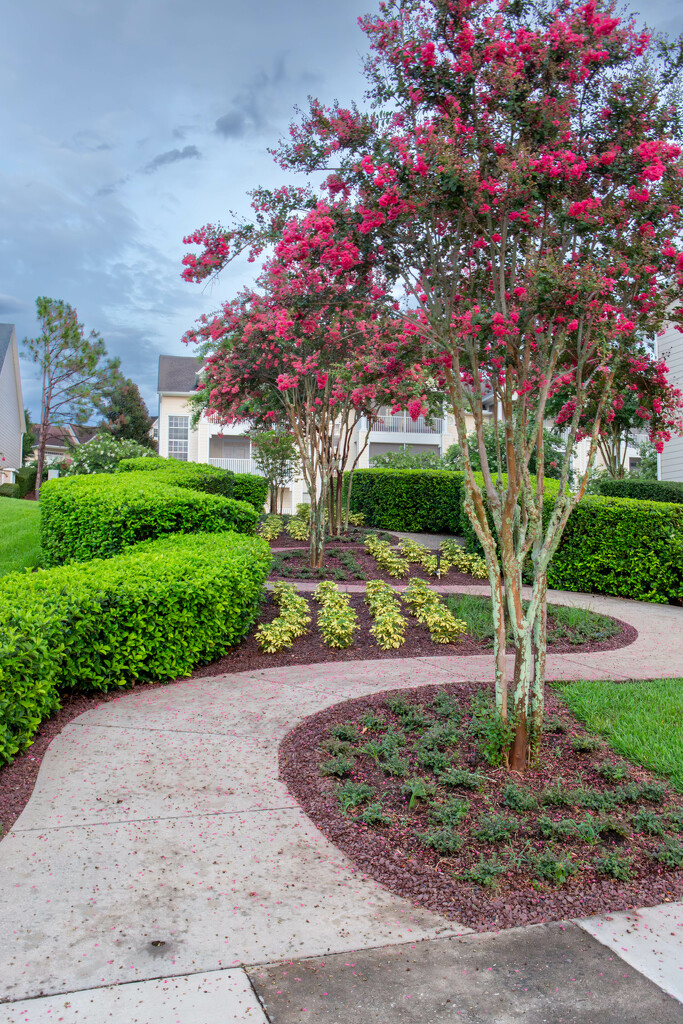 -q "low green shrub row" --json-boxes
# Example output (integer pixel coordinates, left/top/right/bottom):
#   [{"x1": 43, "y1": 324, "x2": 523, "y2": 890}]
[
  {"x1": 349, "y1": 468, "x2": 683, "y2": 604},
  {"x1": 40, "y1": 474, "x2": 259, "y2": 565},
  {"x1": 593, "y1": 478, "x2": 683, "y2": 504},
  {"x1": 117, "y1": 456, "x2": 236, "y2": 497},
  {"x1": 0, "y1": 530, "x2": 271, "y2": 764},
  {"x1": 348, "y1": 469, "x2": 463, "y2": 533},
  {"x1": 231, "y1": 471, "x2": 269, "y2": 511},
  {"x1": 546, "y1": 496, "x2": 683, "y2": 604},
  {"x1": 0, "y1": 483, "x2": 19, "y2": 499},
  {"x1": 117, "y1": 455, "x2": 269, "y2": 510}
]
